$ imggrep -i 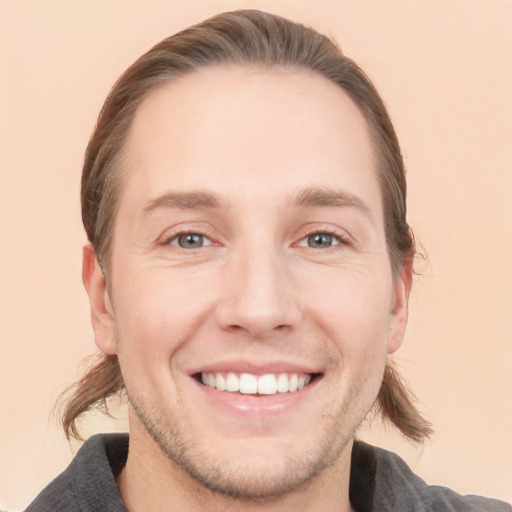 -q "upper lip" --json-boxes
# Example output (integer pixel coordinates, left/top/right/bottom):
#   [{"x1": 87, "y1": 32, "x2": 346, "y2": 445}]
[{"x1": 188, "y1": 360, "x2": 322, "y2": 376}]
